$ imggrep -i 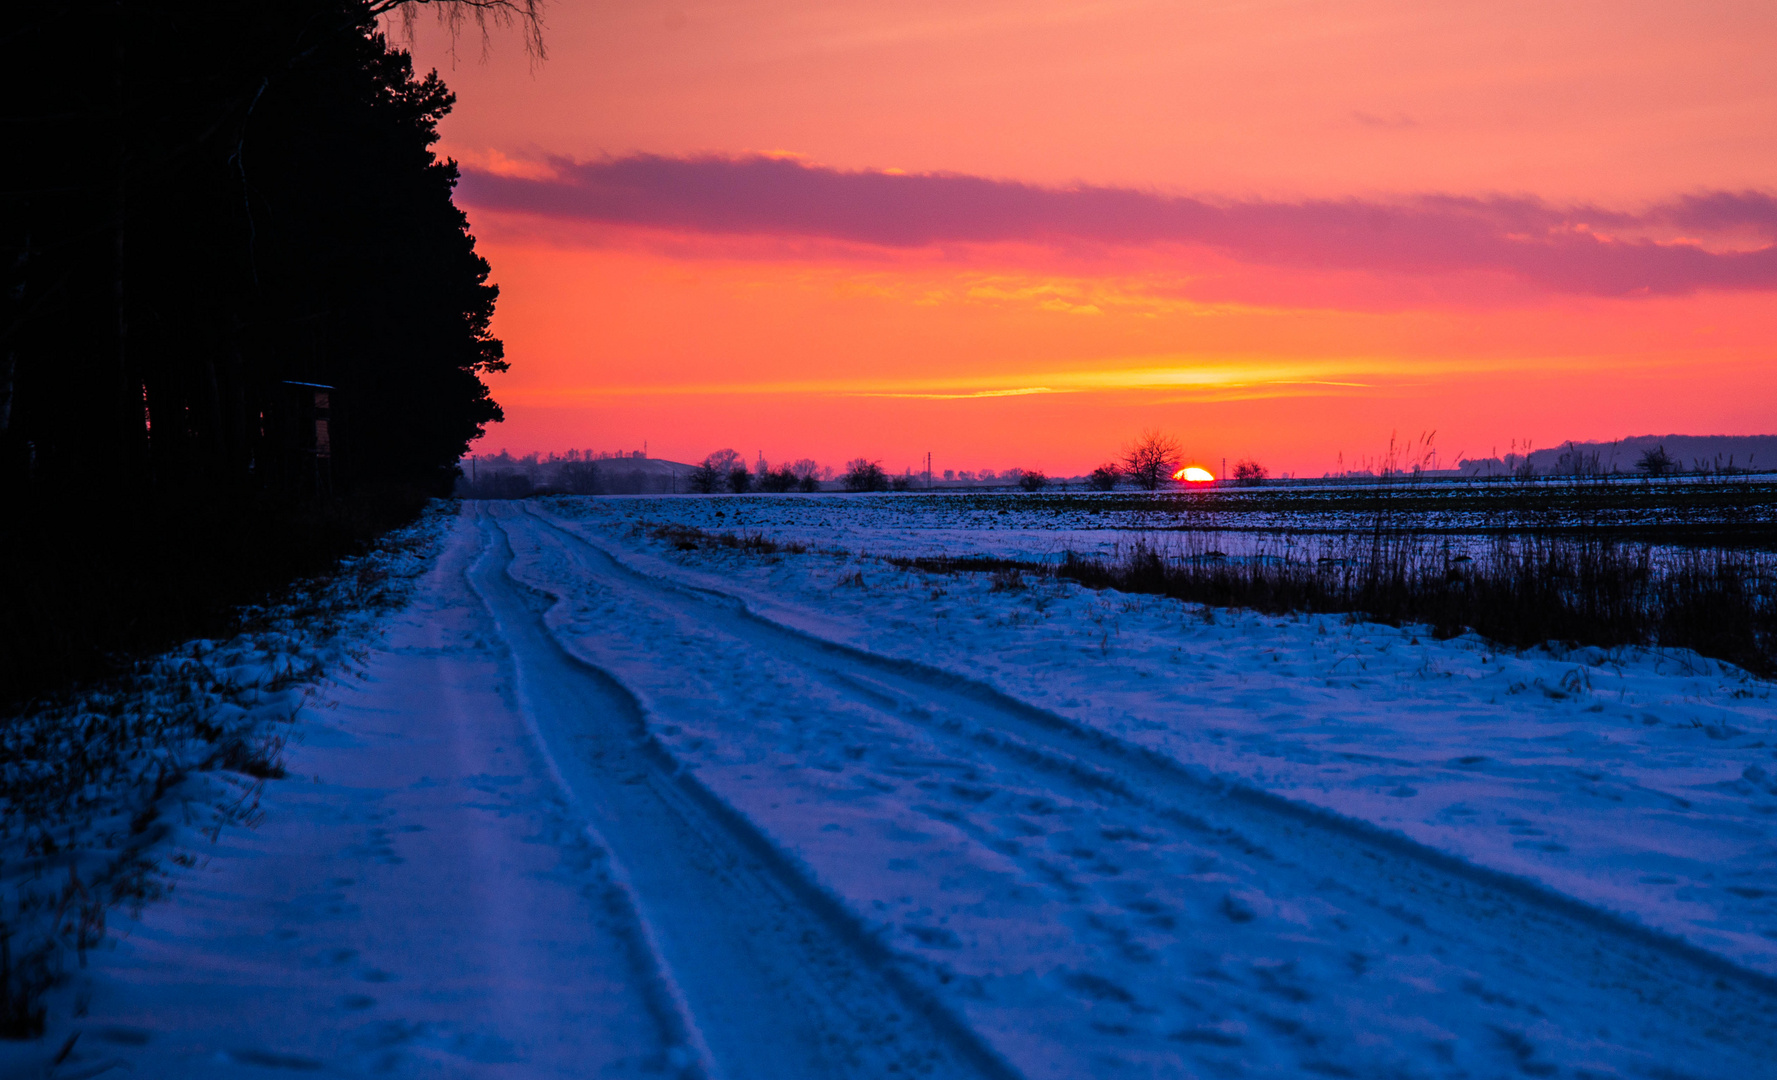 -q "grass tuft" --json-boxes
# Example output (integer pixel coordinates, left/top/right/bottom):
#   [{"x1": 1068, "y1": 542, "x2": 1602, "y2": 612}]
[{"x1": 649, "y1": 523, "x2": 808, "y2": 555}]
